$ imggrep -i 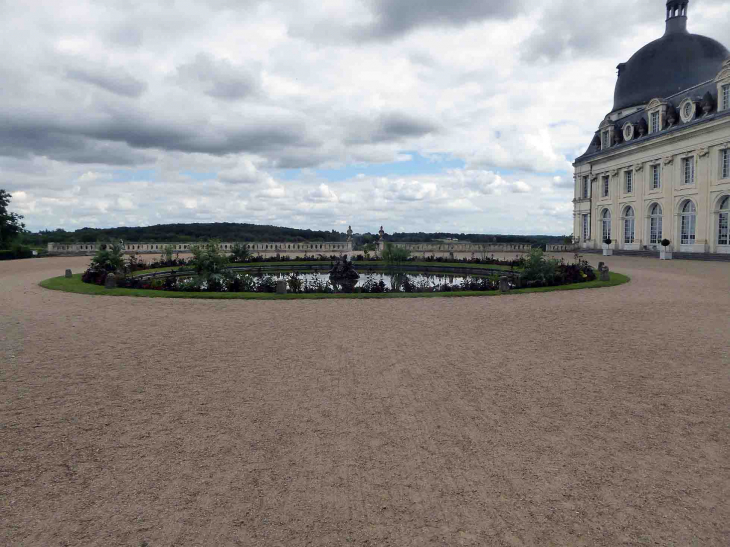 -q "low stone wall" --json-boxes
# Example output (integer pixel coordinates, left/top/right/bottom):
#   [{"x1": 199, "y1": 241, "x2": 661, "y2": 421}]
[
  {"x1": 546, "y1": 244, "x2": 579, "y2": 252},
  {"x1": 378, "y1": 241, "x2": 531, "y2": 260},
  {"x1": 48, "y1": 241, "x2": 354, "y2": 256}
]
